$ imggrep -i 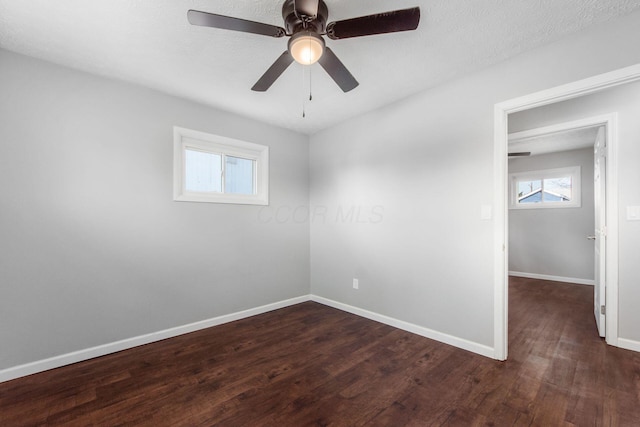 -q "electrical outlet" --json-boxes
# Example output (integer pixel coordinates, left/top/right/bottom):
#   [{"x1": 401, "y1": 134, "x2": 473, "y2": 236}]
[{"x1": 353, "y1": 278, "x2": 359, "y2": 290}]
